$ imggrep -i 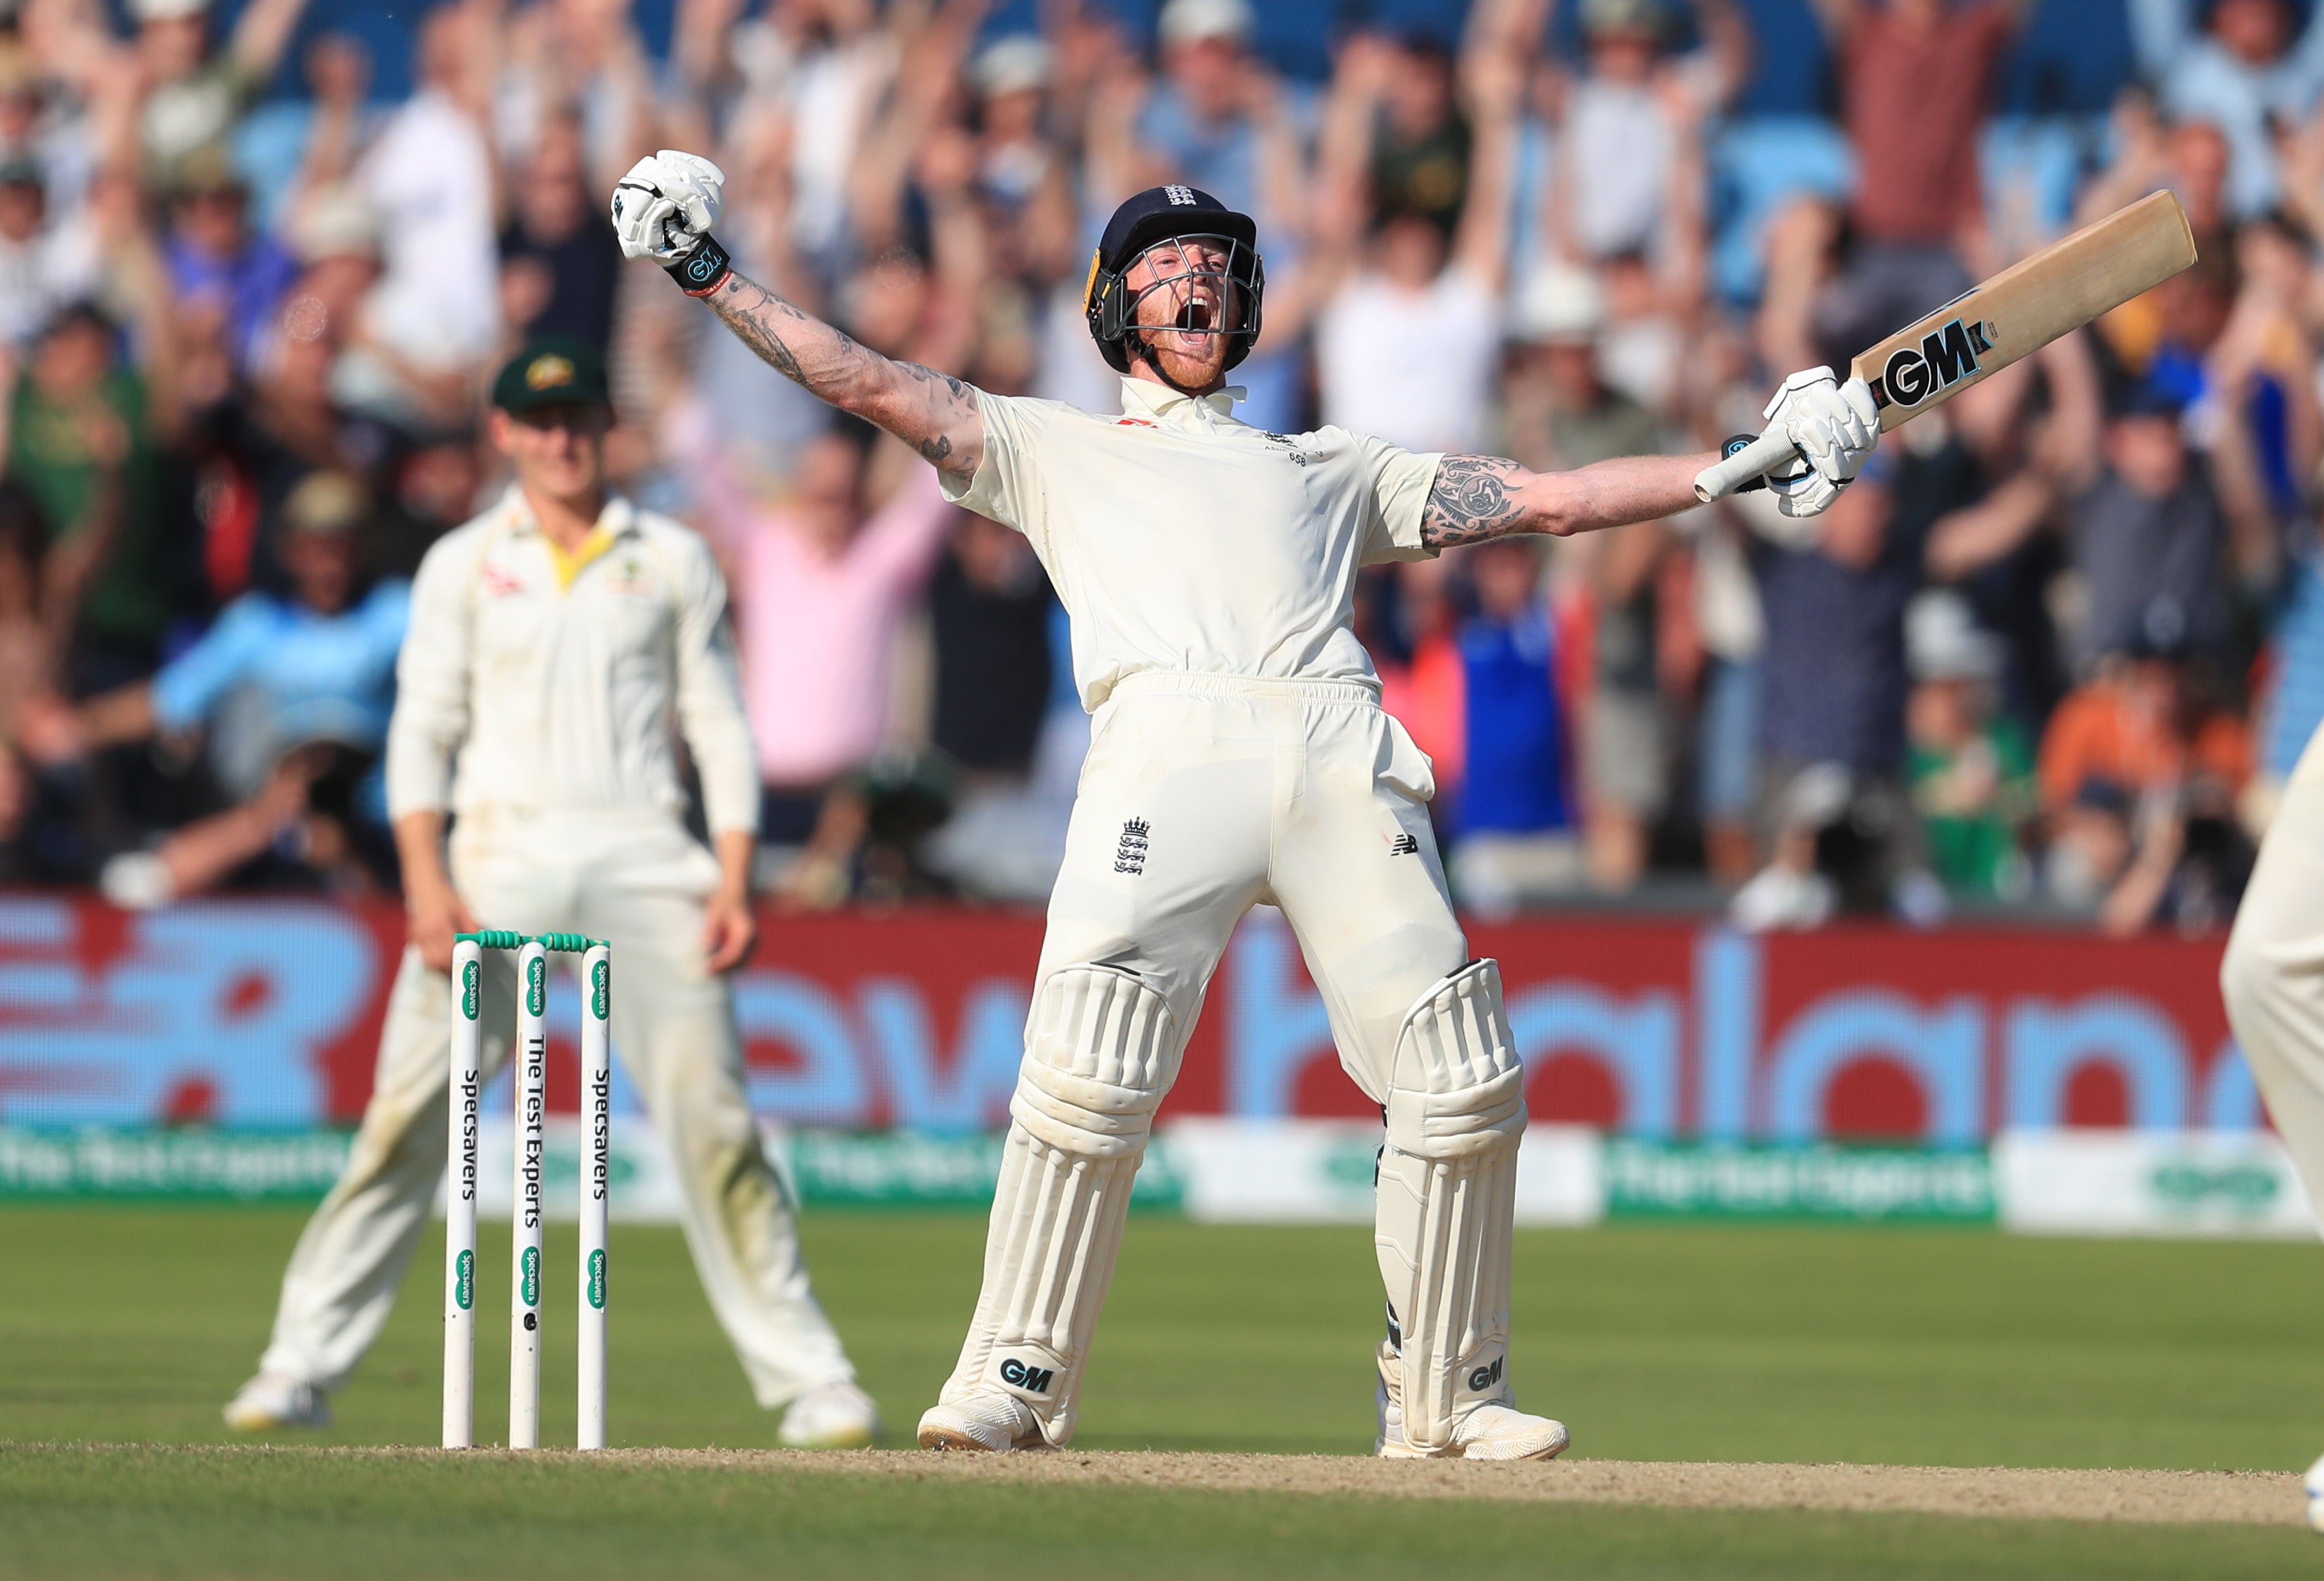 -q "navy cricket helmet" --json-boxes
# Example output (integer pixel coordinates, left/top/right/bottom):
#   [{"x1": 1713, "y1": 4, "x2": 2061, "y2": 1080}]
[{"x1": 1083, "y1": 184, "x2": 1266, "y2": 377}]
